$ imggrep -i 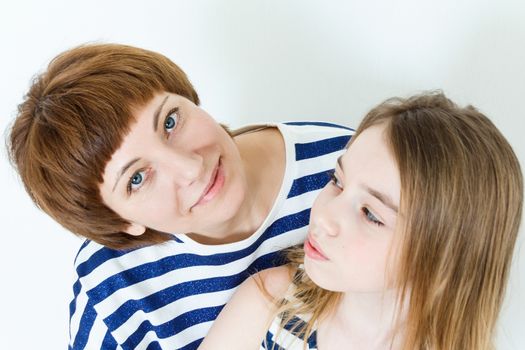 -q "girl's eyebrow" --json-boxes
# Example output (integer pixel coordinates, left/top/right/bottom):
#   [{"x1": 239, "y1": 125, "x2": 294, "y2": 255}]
[
  {"x1": 337, "y1": 155, "x2": 344, "y2": 172},
  {"x1": 337, "y1": 155, "x2": 399, "y2": 213},
  {"x1": 364, "y1": 185, "x2": 399, "y2": 213}
]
